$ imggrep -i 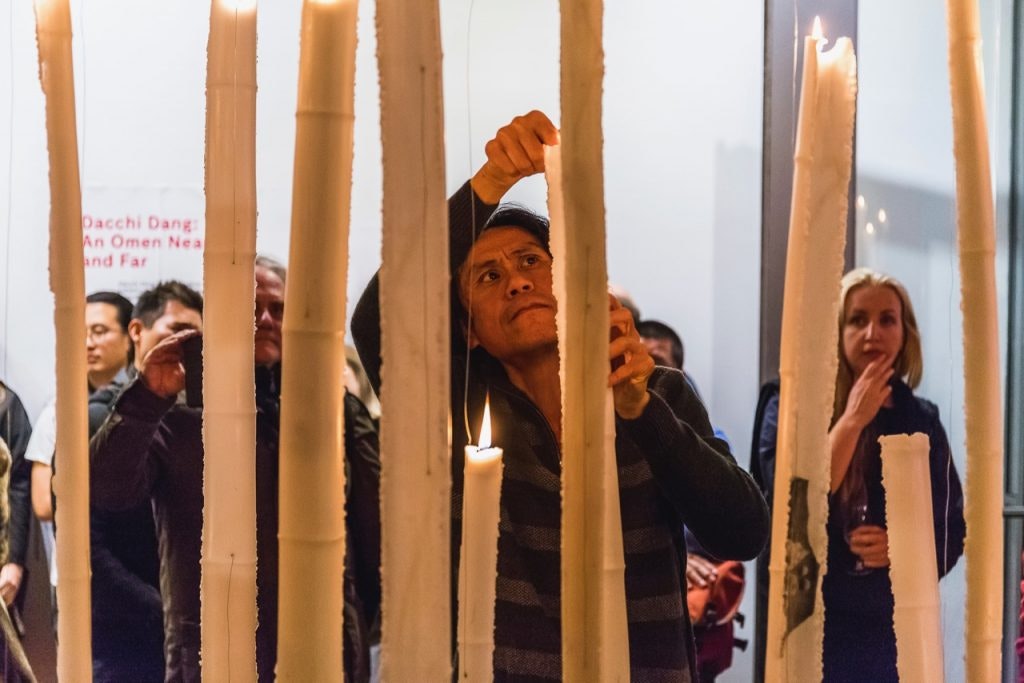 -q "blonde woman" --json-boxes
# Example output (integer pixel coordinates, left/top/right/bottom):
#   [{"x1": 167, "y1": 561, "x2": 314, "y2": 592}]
[{"x1": 820, "y1": 268, "x2": 965, "y2": 680}]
